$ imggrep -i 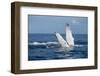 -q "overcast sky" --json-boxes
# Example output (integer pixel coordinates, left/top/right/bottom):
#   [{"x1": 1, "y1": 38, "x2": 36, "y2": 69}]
[{"x1": 28, "y1": 15, "x2": 88, "y2": 34}]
